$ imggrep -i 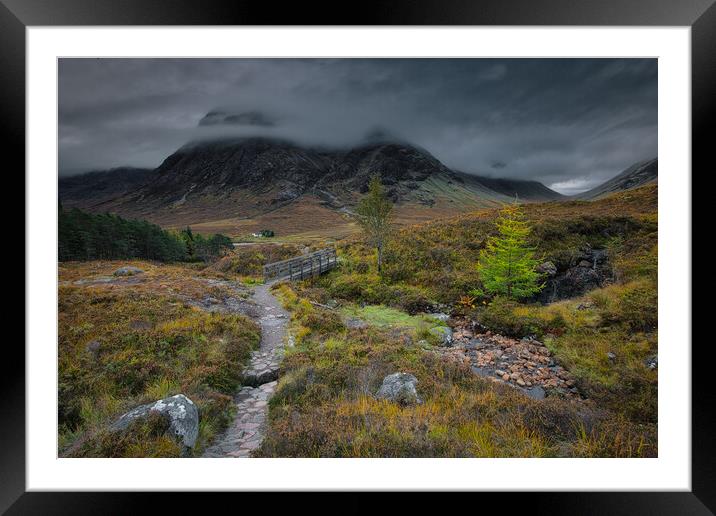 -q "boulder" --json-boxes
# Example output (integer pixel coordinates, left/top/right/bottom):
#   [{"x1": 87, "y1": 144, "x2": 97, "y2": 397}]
[
  {"x1": 86, "y1": 340, "x2": 101, "y2": 354},
  {"x1": 536, "y1": 261, "x2": 558, "y2": 277},
  {"x1": 113, "y1": 266, "x2": 144, "y2": 277},
  {"x1": 376, "y1": 372, "x2": 422, "y2": 405},
  {"x1": 429, "y1": 326, "x2": 453, "y2": 346},
  {"x1": 537, "y1": 265, "x2": 606, "y2": 303},
  {"x1": 110, "y1": 394, "x2": 199, "y2": 451}
]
